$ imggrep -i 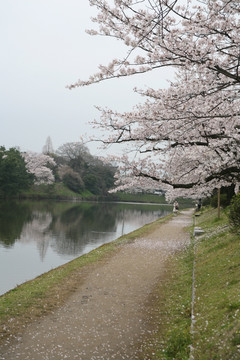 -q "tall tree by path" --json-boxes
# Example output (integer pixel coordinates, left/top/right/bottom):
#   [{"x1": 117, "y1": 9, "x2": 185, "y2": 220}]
[{"x1": 68, "y1": 0, "x2": 240, "y2": 200}]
